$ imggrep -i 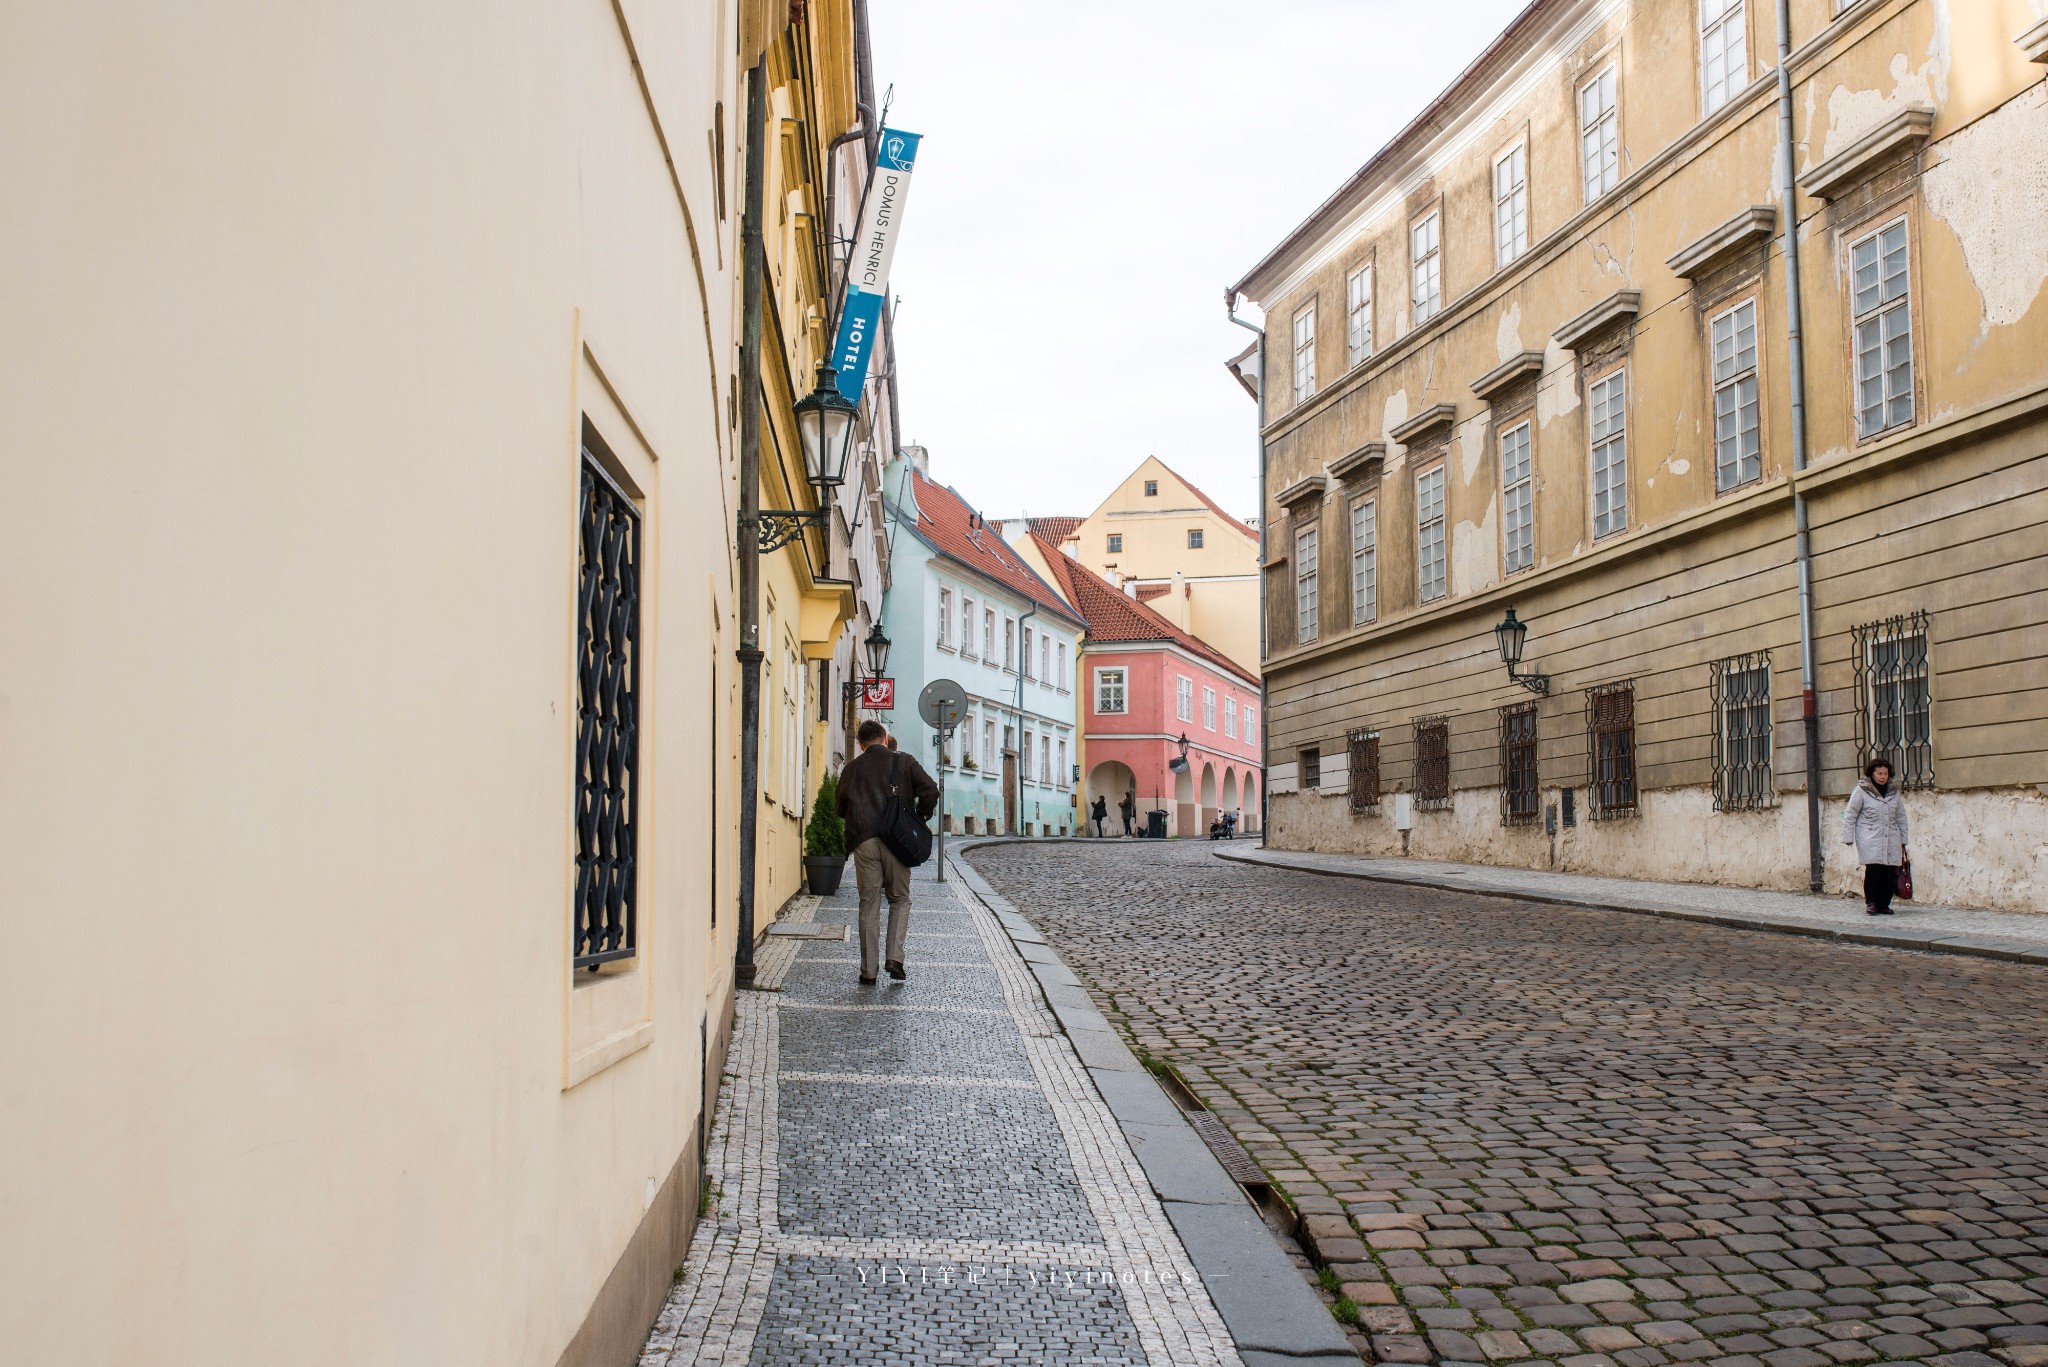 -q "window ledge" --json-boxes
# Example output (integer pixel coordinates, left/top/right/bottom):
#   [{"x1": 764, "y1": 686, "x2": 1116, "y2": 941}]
[
  {"x1": 1667, "y1": 205, "x2": 1777, "y2": 280},
  {"x1": 1553, "y1": 290, "x2": 1642, "y2": 351},
  {"x1": 1390, "y1": 403, "x2": 1458, "y2": 446},
  {"x1": 1797, "y1": 105, "x2": 1935, "y2": 201},
  {"x1": 1470, "y1": 353, "x2": 1545, "y2": 402}
]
